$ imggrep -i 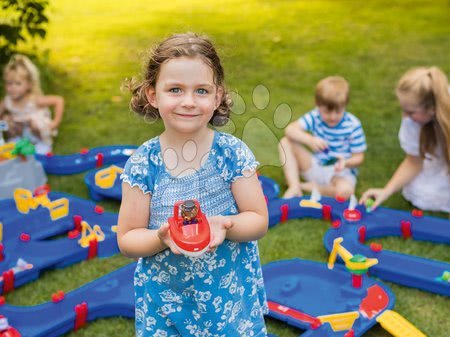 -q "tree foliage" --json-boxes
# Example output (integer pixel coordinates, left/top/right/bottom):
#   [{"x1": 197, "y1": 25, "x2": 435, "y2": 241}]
[{"x1": 0, "y1": 0, "x2": 49, "y2": 64}]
